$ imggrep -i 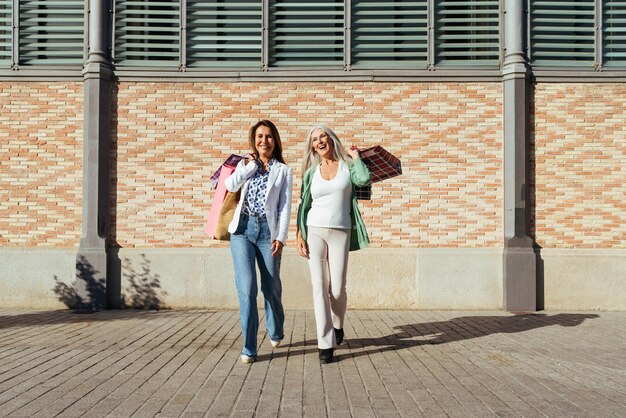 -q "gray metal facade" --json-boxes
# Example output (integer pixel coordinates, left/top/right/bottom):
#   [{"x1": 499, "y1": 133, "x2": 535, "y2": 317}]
[{"x1": 2, "y1": 1, "x2": 625, "y2": 310}]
